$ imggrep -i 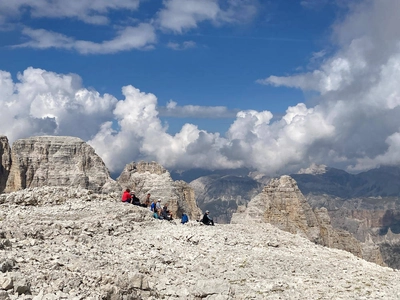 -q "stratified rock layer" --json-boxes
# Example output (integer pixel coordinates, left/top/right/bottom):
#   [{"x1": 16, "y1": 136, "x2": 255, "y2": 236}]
[
  {"x1": 0, "y1": 136, "x2": 11, "y2": 194},
  {"x1": 117, "y1": 161, "x2": 202, "y2": 220},
  {"x1": 231, "y1": 175, "x2": 384, "y2": 265},
  {"x1": 1, "y1": 187, "x2": 400, "y2": 299},
  {"x1": 5, "y1": 136, "x2": 115, "y2": 193}
]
